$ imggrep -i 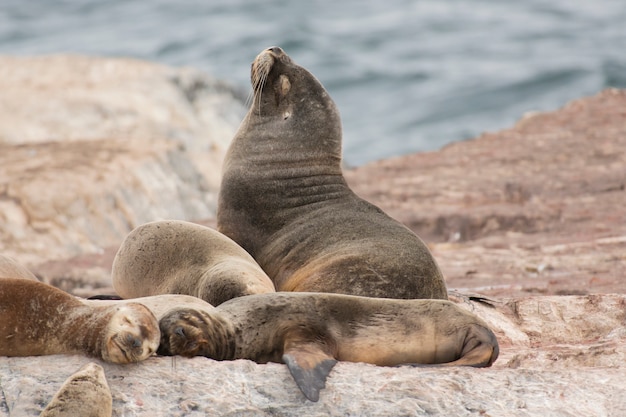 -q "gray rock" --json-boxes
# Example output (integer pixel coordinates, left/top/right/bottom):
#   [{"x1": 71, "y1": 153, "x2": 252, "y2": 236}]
[{"x1": 3, "y1": 356, "x2": 624, "y2": 417}]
